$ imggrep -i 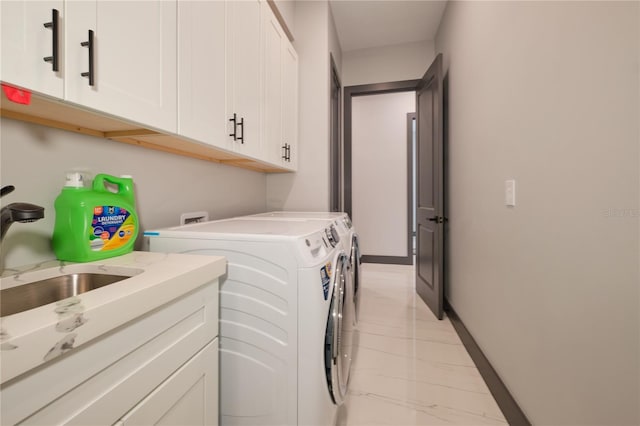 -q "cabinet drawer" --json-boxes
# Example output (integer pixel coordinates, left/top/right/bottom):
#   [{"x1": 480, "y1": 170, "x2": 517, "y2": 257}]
[{"x1": 2, "y1": 282, "x2": 219, "y2": 425}]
